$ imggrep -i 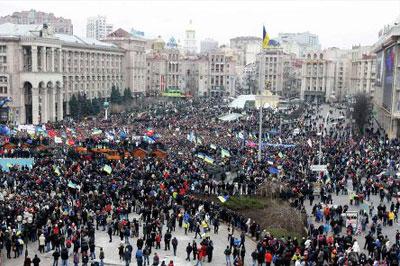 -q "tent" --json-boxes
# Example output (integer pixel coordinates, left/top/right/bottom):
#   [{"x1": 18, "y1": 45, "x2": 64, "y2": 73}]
[
  {"x1": 152, "y1": 149, "x2": 167, "y2": 159},
  {"x1": 218, "y1": 113, "x2": 243, "y2": 121},
  {"x1": 132, "y1": 148, "x2": 147, "y2": 159},
  {"x1": 228, "y1": 94, "x2": 279, "y2": 109}
]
